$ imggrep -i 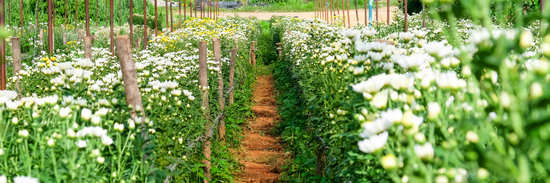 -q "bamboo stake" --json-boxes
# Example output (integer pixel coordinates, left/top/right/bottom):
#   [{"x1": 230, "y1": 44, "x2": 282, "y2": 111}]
[{"x1": 199, "y1": 41, "x2": 211, "y2": 182}]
